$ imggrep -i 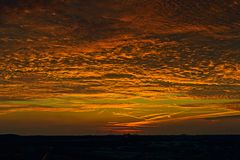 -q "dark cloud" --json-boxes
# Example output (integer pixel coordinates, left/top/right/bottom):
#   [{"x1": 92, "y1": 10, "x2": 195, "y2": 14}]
[
  {"x1": 204, "y1": 115, "x2": 240, "y2": 120},
  {"x1": 0, "y1": 0, "x2": 56, "y2": 7},
  {"x1": 103, "y1": 73, "x2": 135, "y2": 79}
]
